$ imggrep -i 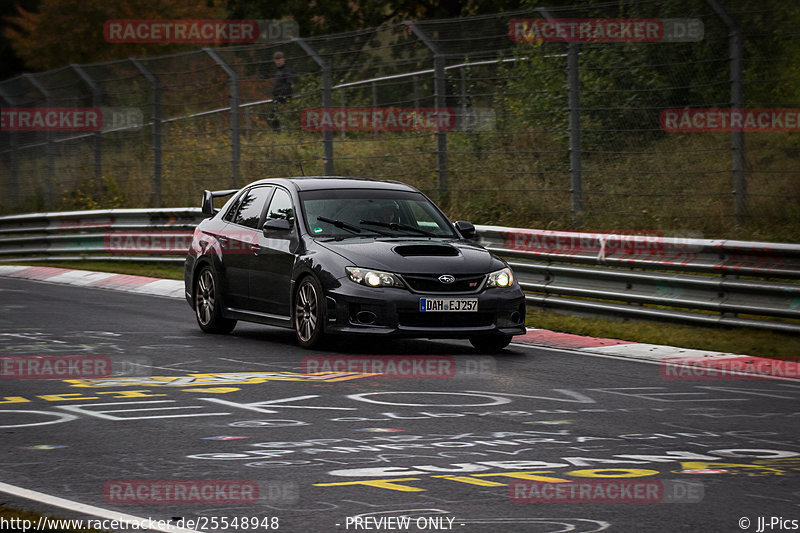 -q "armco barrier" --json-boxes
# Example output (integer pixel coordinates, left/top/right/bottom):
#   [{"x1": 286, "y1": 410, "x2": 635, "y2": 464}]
[
  {"x1": 0, "y1": 208, "x2": 203, "y2": 263},
  {"x1": 477, "y1": 226, "x2": 800, "y2": 333},
  {"x1": 1, "y1": 209, "x2": 798, "y2": 333}
]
